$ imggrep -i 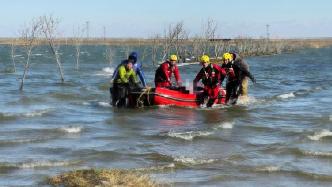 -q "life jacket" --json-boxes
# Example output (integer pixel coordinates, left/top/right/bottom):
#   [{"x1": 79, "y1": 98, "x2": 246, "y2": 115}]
[
  {"x1": 223, "y1": 61, "x2": 236, "y2": 81},
  {"x1": 155, "y1": 61, "x2": 175, "y2": 83},
  {"x1": 114, "y1": 65, "x2": 137, "y2": 84},
  {"x1": 202, "y1": 64, "x2": 219, "y2": 87}
]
